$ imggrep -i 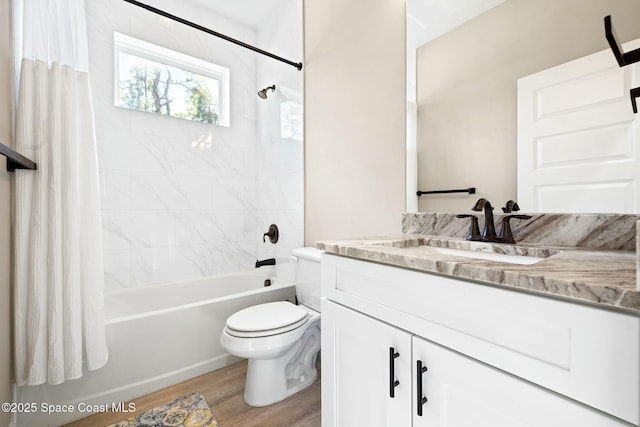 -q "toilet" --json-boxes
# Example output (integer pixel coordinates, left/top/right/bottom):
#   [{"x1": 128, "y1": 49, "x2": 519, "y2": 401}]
[{"x1": 220, "y1": 247, "x2": 322, "y2": 407}]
